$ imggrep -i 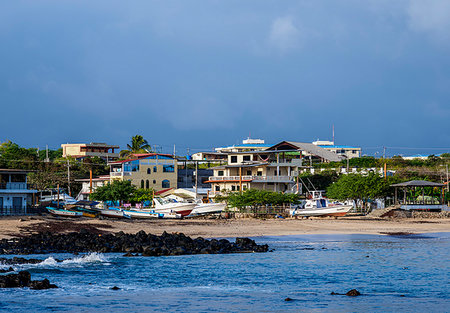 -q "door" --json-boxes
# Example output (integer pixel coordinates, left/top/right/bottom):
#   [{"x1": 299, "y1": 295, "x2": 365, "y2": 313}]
[
  {"x1": 0, "y1": 197, "x2": 3, "y2": 214},
  {"x1": 12, "y1": 197, "x2": 22, "y2": 212}
]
